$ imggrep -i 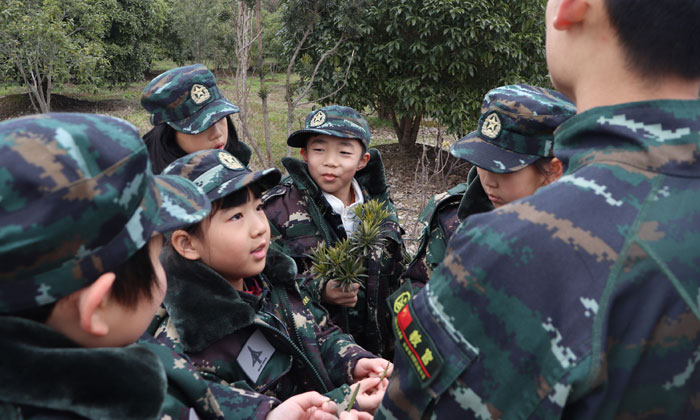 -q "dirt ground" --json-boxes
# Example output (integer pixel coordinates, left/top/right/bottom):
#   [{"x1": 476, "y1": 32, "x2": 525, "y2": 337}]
[{"x1": 0, "y1": 93, "x2": 471, "y2": 253}]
